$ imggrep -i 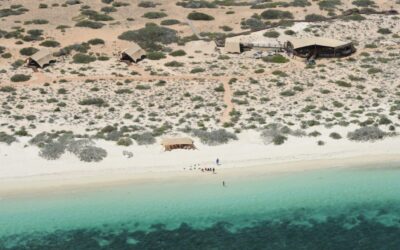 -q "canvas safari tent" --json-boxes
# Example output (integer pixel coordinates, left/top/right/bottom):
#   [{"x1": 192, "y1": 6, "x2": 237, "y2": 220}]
[
  {"x1": 161, "y1": 137, "x2": 196, "y2": 151},
  {"x1": 284, "y1": 37, "x2": 355, "y2": 59},
  {"x1": 26, "y1": 49, "x2": 55, "y2": 69},
  {"x1": 120, "y1": 43, "x2": 146, "y2": 63}
]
